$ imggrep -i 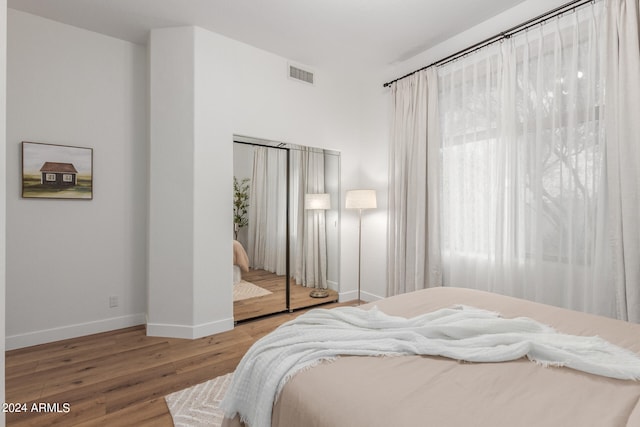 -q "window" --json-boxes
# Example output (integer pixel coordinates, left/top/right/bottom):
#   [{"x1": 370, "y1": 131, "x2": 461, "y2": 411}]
[{"x1": 438, "y1": 4, "x2": 605, "y2": 266}]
